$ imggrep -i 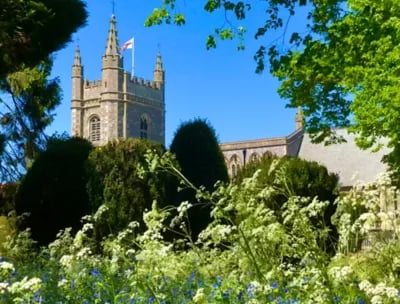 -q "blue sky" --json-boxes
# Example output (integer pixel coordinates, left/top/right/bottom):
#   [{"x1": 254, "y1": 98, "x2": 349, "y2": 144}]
[{"x1": 50, "y1": 0, "x2": 300, "y2": 147}]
